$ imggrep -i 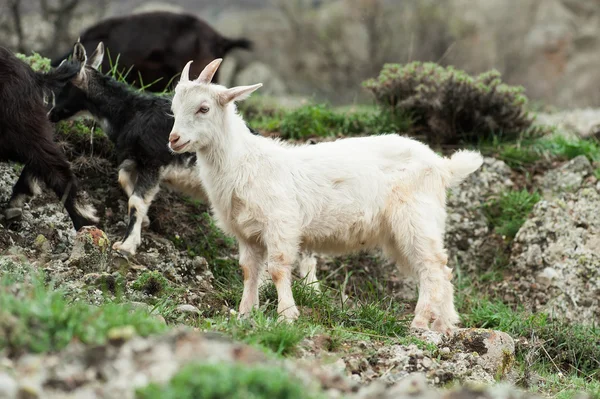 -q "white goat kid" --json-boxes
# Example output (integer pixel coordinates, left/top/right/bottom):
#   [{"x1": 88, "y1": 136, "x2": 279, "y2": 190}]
[{"x1": 169, "y1": 59, "x2": 483, "y2": 333}]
